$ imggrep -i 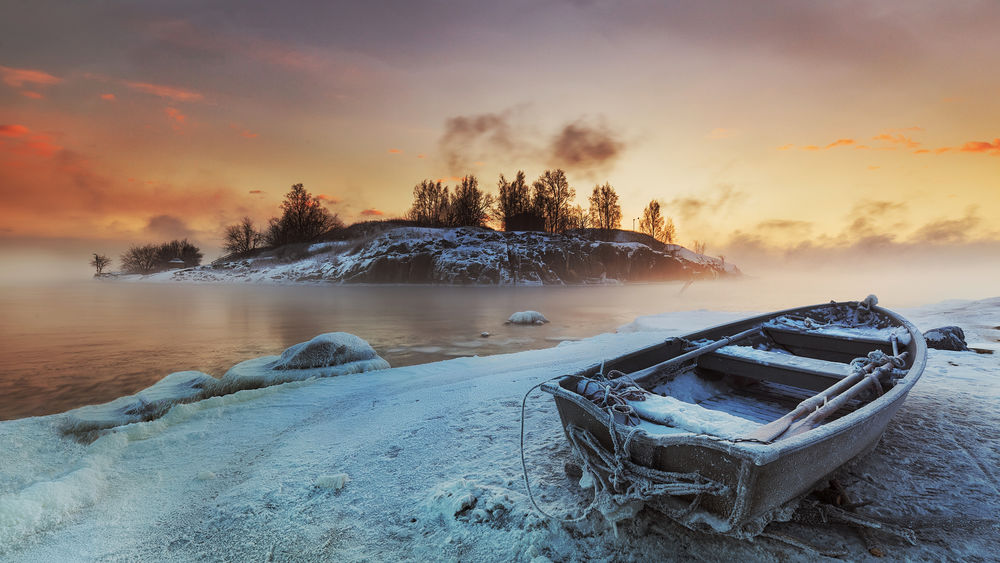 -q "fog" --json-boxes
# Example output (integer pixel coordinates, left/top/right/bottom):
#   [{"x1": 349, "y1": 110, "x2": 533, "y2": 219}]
[{"x1": 1, "y1": 244, "x2": 997, "y2": 421}]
